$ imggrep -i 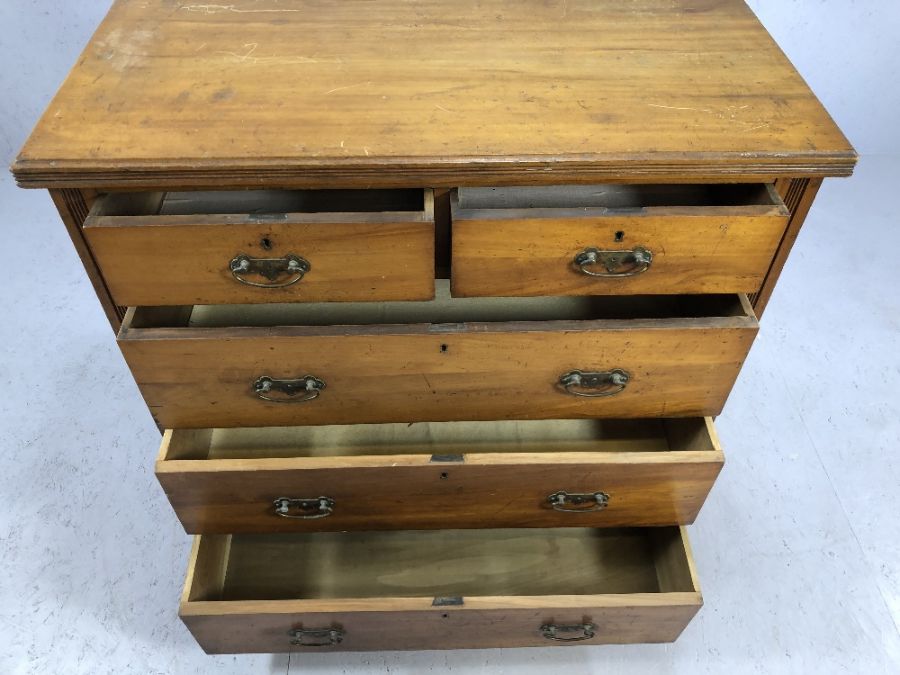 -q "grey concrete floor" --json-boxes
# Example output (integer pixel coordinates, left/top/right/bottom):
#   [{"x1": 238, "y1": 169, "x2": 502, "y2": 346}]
[{"x1": 1, "y1": 157, "x2": 898, "y2": 673}]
